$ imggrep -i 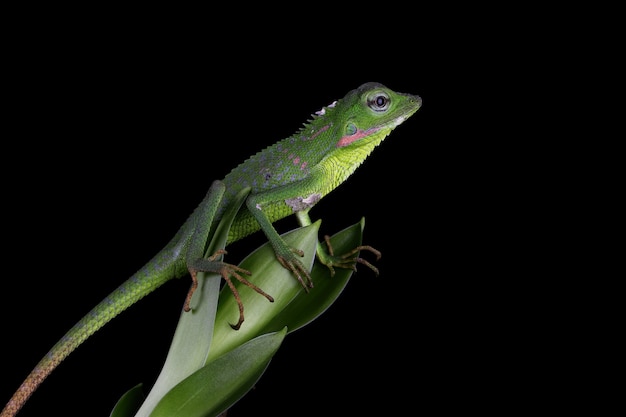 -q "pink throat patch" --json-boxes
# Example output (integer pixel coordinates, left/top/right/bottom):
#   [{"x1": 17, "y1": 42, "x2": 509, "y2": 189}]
[{"x1": 336, "y1": 127, "x2": 379, "y2": 147}]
